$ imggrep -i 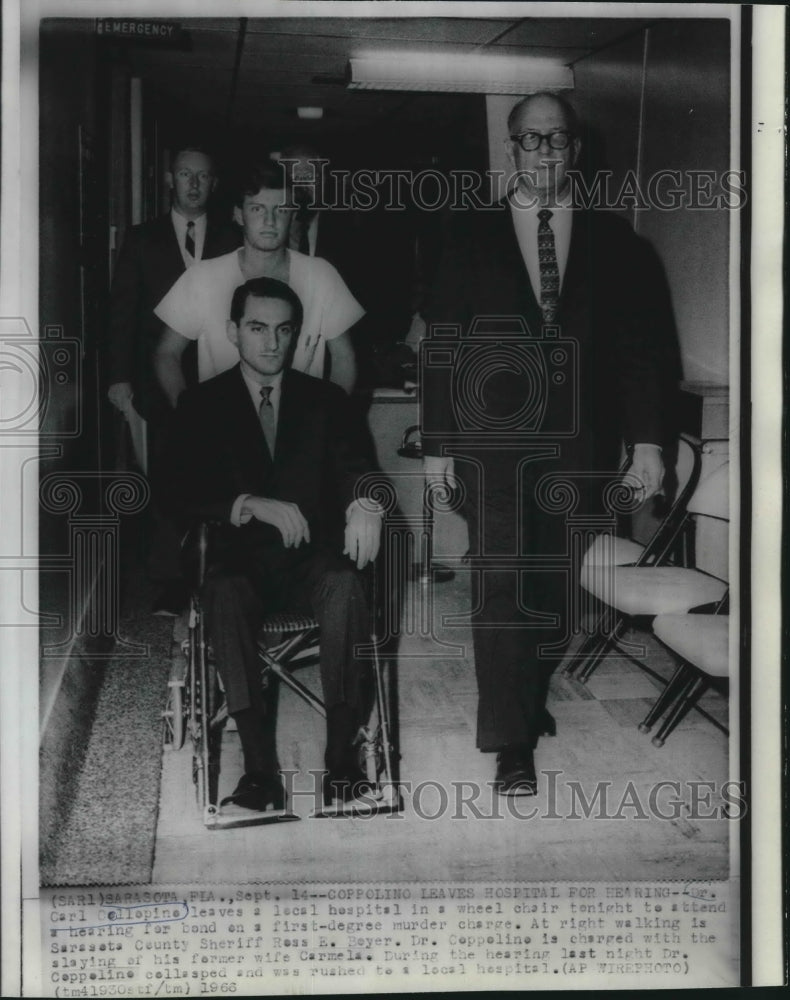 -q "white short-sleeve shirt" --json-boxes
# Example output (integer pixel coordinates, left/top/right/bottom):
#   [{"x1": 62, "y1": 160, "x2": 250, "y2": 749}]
[{"x1": 154, "y1": 248, "x2": 364, "y2": 381}]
